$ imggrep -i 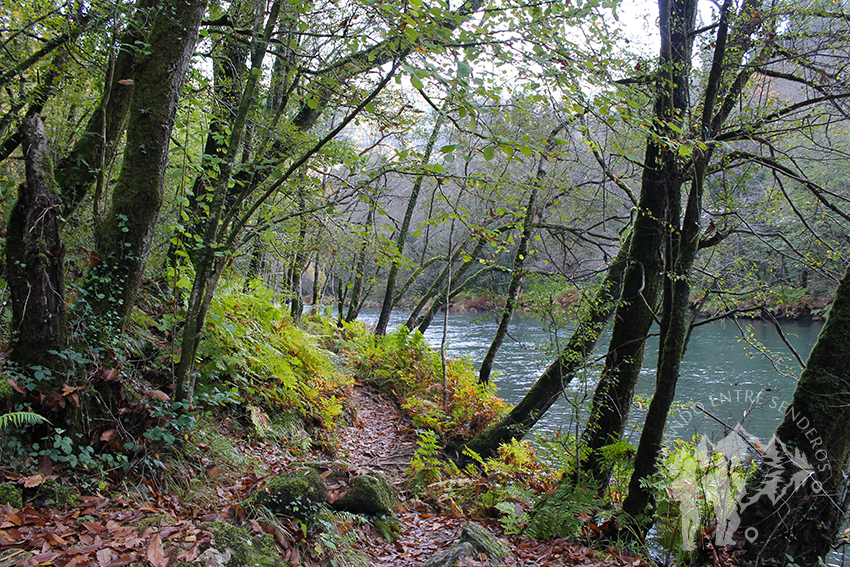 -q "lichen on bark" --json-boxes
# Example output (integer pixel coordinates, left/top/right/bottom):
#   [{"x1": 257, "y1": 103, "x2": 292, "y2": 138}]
[{"x1": 6, "y1": 115, "x2": 68, "y2": 373}]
